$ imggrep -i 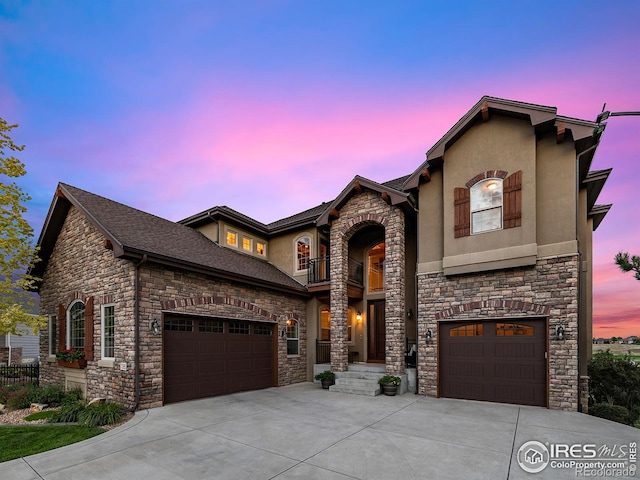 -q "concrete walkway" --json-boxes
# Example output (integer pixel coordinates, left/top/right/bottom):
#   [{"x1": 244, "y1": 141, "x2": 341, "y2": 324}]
[{"x1": 3, "y1": 383, "x2": 638, "y2": 479}]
